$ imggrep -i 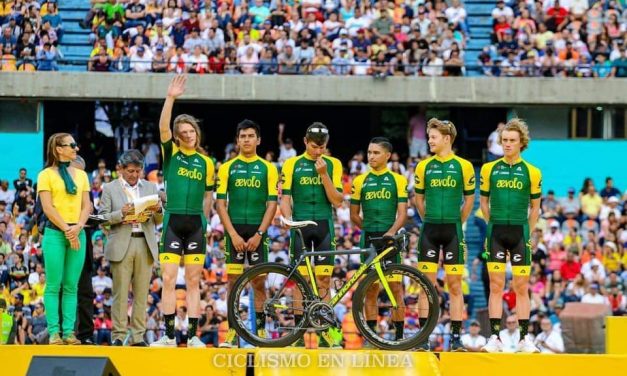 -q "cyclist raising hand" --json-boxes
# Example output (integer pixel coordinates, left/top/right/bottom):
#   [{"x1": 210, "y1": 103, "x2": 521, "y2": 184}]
[{"x1": 151, "y1": 75, "x2": 215, "y2": 348}]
